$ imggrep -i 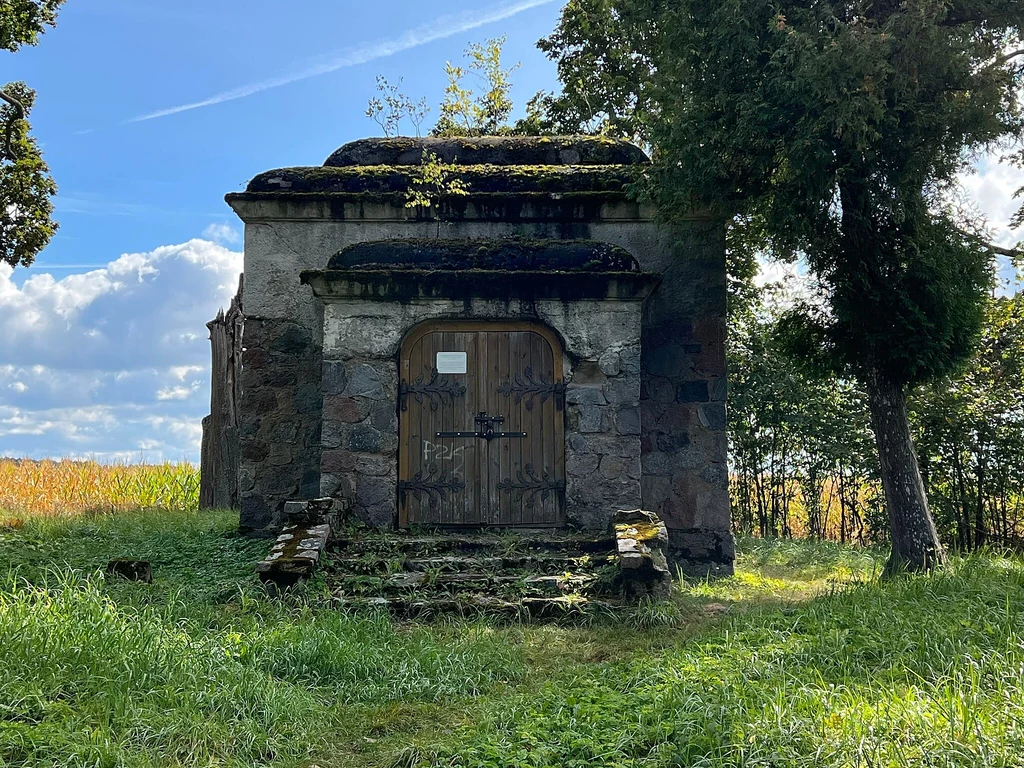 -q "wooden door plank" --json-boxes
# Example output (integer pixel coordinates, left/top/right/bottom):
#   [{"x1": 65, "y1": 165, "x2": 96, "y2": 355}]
[{"x1": 487, "y1": 330, "x2": 502, "y2": 526}]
